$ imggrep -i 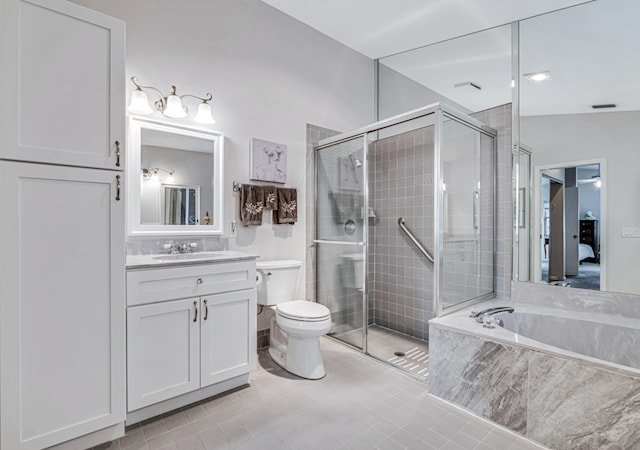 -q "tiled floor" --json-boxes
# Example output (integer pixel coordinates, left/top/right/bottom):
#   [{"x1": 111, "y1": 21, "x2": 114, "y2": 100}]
[
  {"x1": 101, "y1": 338, "x2": 546, "y2": 450},
  {"x1": 366, "y1": 325, "x2": 430, "y2": 379}
]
